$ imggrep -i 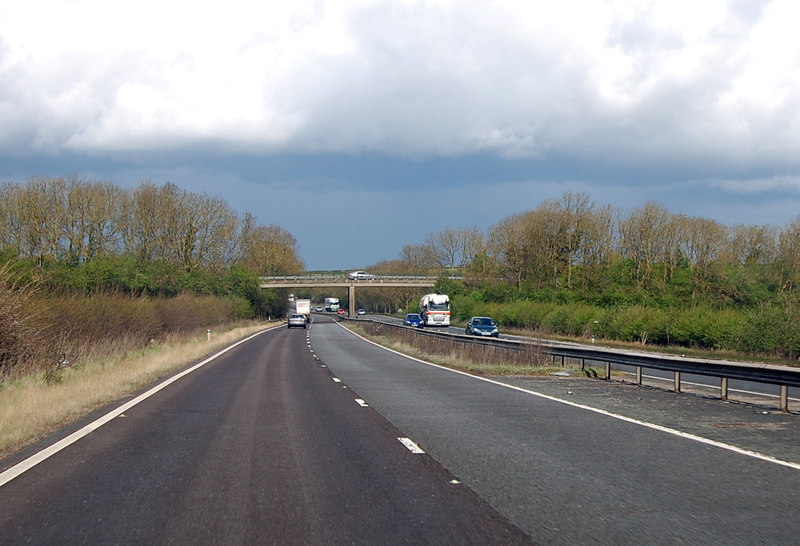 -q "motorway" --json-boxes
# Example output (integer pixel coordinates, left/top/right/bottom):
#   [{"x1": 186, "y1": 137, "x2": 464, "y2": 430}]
[
  {"x1": 0, "y1": 323, "x2": 527, "y2": 544},
  {"x1": 370, "y1": 313, "x2": 800, "y2": 406},
  {"x1": 2, "y1": 316, "x2": 800, "y2": 544}
]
